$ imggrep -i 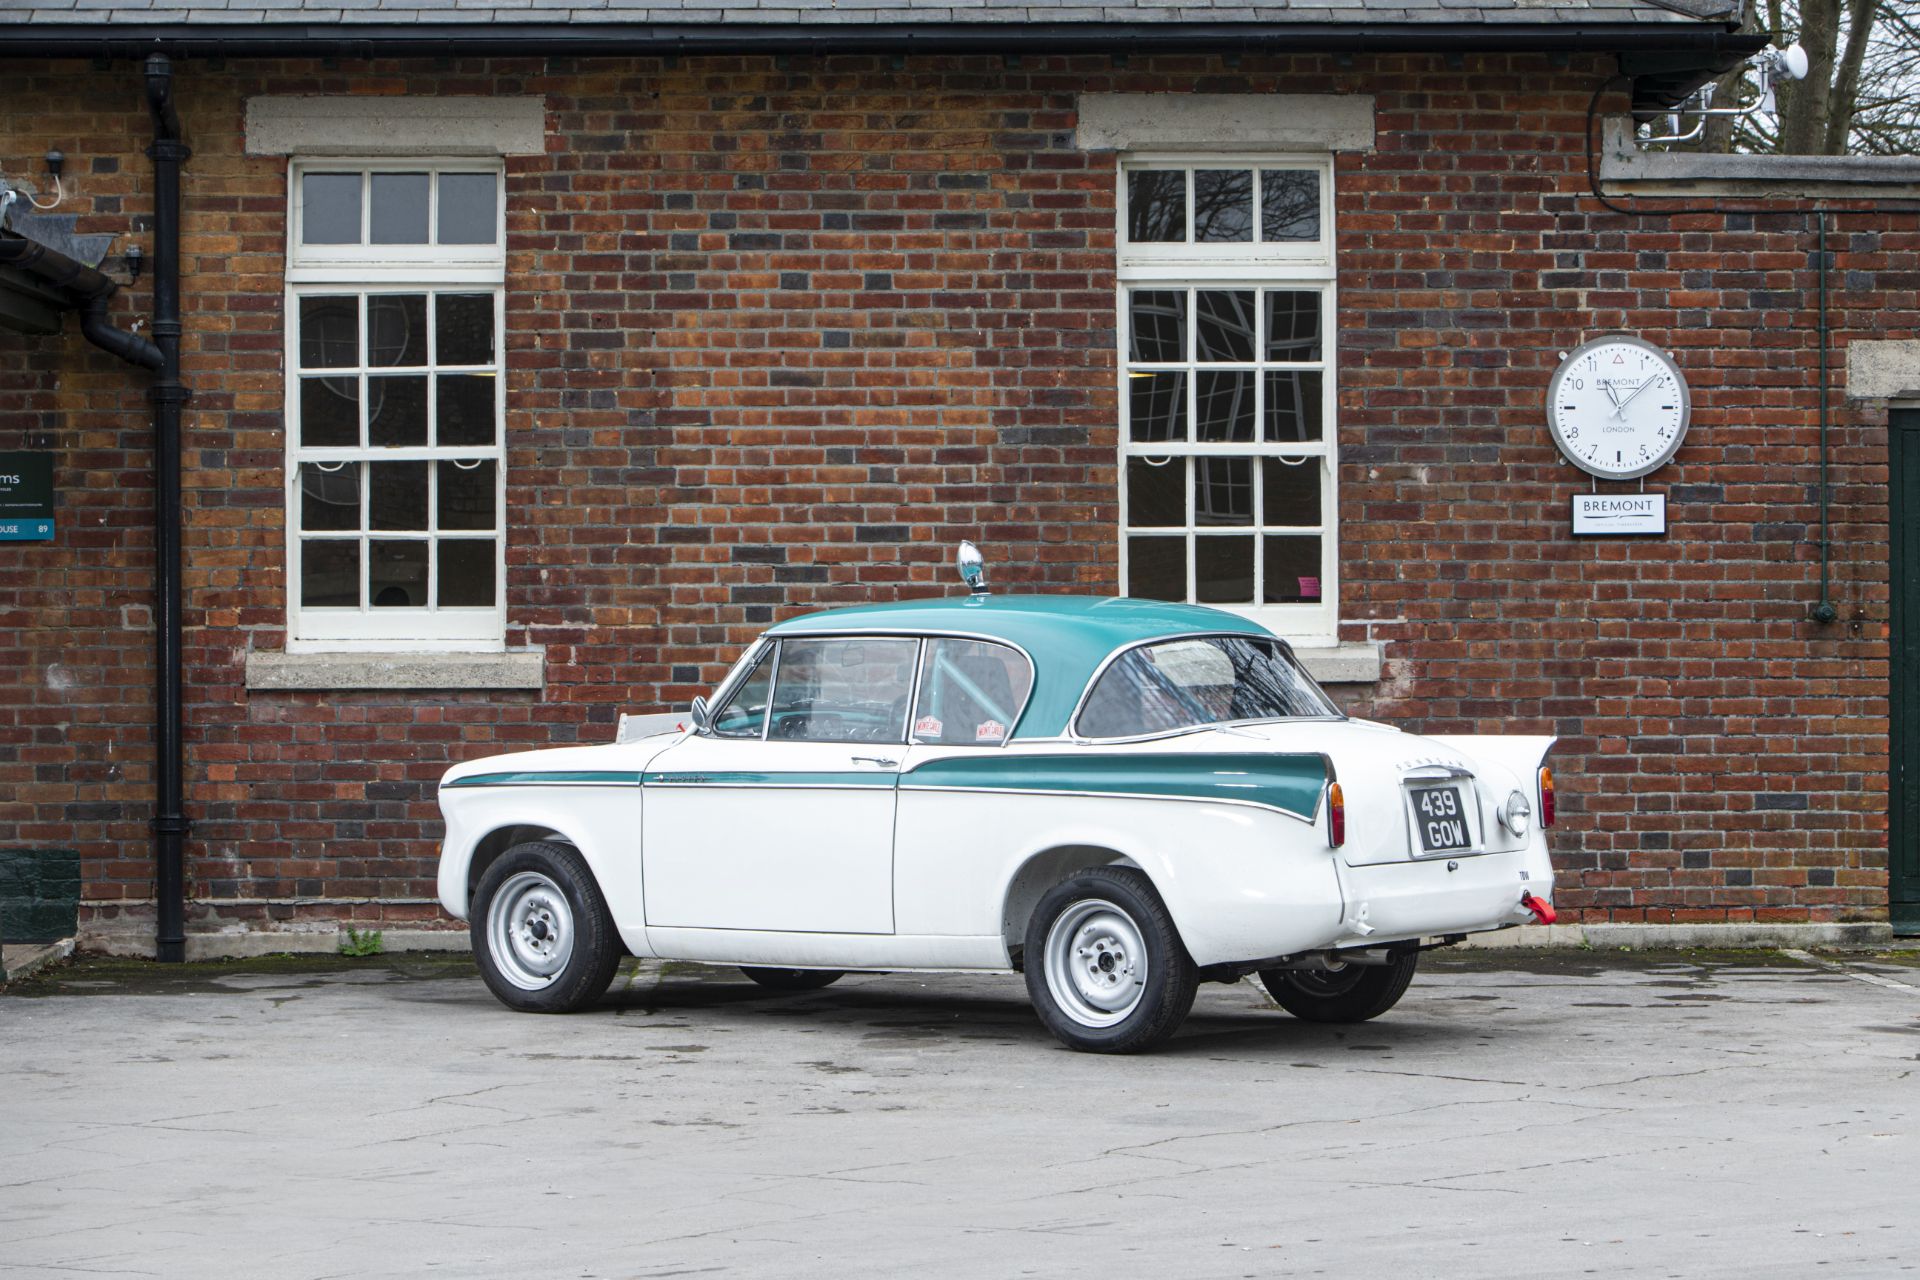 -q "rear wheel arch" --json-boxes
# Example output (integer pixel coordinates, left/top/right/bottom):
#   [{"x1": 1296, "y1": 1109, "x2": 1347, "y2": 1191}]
[{"x1": 1000, "y1": 843, "x2": 1148, "y2": 969}]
